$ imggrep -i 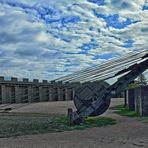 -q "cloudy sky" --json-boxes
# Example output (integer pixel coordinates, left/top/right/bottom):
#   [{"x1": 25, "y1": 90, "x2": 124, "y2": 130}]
[{"x1": 0, "y1": 0, "x2": 148, "y2": 81}]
